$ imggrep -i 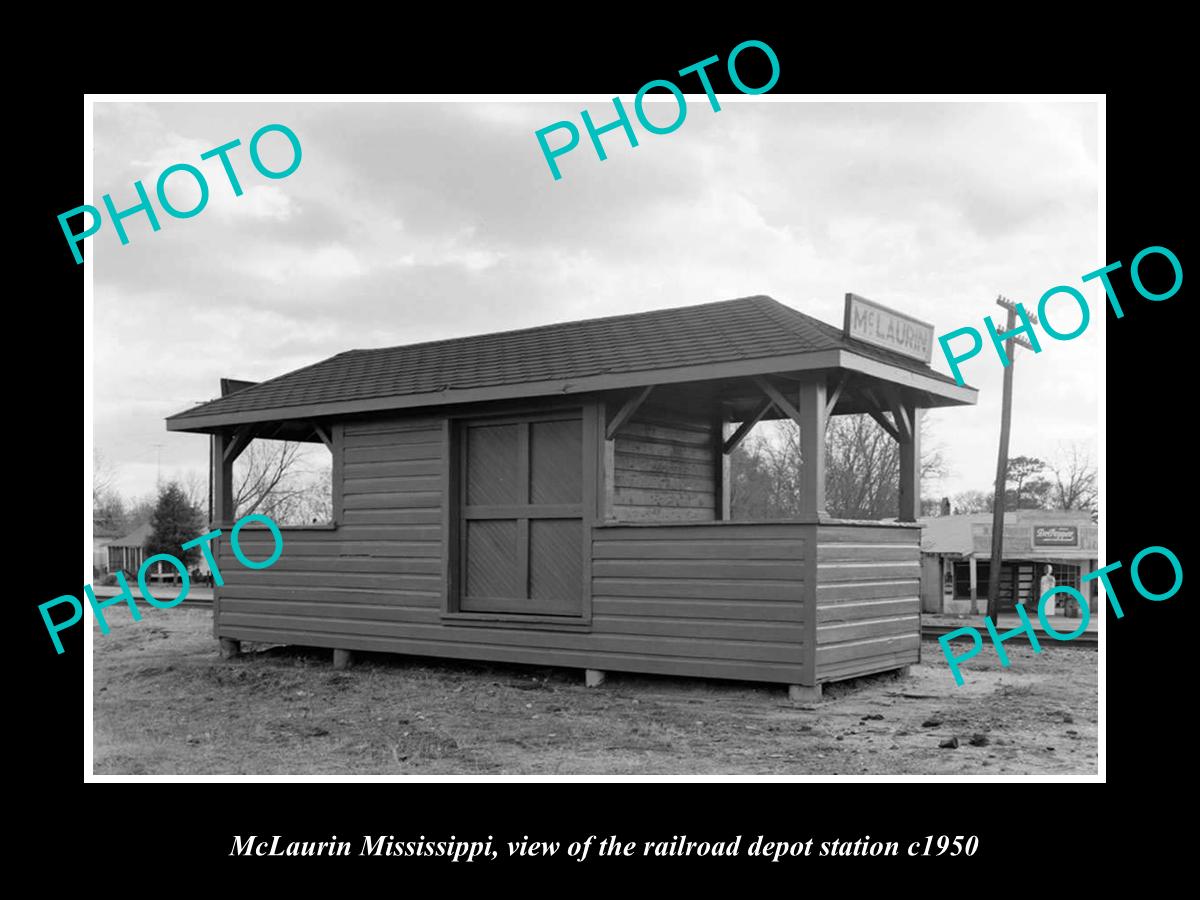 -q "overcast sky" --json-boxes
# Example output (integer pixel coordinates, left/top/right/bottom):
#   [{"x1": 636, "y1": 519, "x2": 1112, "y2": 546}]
[{"x1": 92, "y1": 99, "x2": 1099, "y2": 507}]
